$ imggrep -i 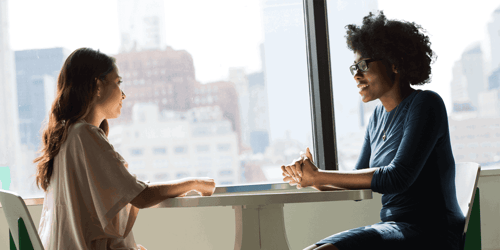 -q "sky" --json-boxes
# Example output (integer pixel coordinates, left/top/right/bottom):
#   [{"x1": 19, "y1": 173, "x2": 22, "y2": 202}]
[{"x1": 6, "y1": 0, "x2": 500, "y2": 145}]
